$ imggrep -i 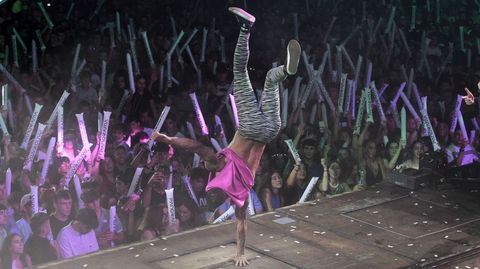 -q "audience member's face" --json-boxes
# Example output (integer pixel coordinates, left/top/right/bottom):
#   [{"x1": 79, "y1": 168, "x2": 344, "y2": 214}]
[
  {"x1": 9, "y1": 235, "x2": 24, "y2": 255},
  {"x1": 388, "y1": 142, "x2": 399, "y2": 158},
  {"x1": 137, "y1": 78, "x2": 147, "y2": 91},
  {"x1": 437, "y1": 122, "x2": 449, "y2": 137},
  {"x1": 178, "y1": 205, "x2": 192, "y2": 223},
  {"x1": 302, "y1": 145, "x2": 316, "y2": 159},
  {"x1": 165, "y1": 119, "x2": 177, "y2": 133},
  {"x1": 58, "y1": 161, "x2": 71, "y2": 174},
  {"x1": 55, "y1": 198, "x2": 72, "y2": 217},
  {"x1": 115, "y1": 180, "x2": 128, "y2": 195},
  {"x1": 151, "y1": 171, "x2": 169, "y2": 193},
  {"x1": 454, "y1": 130, "x2": 465, "y2": 145},
  {"x1": 101, "y1": 157, "x2": 115, "y2": 173},
  {"x1": 40, "y1": 220, "x2": 52, "y2": 236},
  {"x1": 77, "y1": 222, "x2": 92, "y2": 234},
  {"x1": 328, "y1": 162, "x2": 341, "y2": 179},
  {"x1": 192, "y1": 178, "x2": 206, "y2": 193},
  {"x1": 0, "y1": 209, "x2": 7, "y2": 225},
  {"x1": 64, "y1": 140, "x2": 74, "y2": 150},
  {"x1": 85, "y1": 198, "x2": 101, "y2": 211},
  {"x1": 129, "y1": 121, "x2": 141, "y2": 133},
  {"x1": 271, "y1": 172, "x2": 282, "y2": 189},
  {"x1": 117, "y1": 77, "x2": 126, "y2": 89},
  {"x1": 296, "y1": 164, "x2": 306, "y2": 179},
  {"x1": 366, "y1": 142, "x2": 377, "y2": 158}
]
